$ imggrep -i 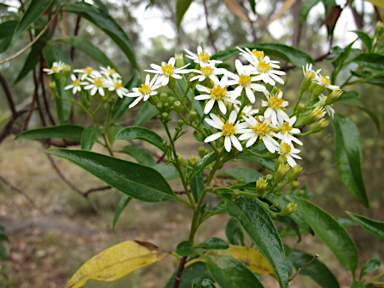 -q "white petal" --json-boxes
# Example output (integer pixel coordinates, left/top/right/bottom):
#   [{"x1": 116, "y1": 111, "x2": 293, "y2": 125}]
[
  {"x1": 205, "y1": 133, "x2": 222, "y2": 142},
  {"x1": 218, "y1": 101, "x2": 227, "y2": 114},
  {"x1": 204, "y1": 99, "x2": 215, "y2": 114},
  {"x1": 245, "y1": 87, "x2": 255, "y2": 103},
  {"x1": 129, "y1": 96, "x2": 143, "y2": 108},
  {"x1": 224, "y1": 136, "x2": 232, "y2": 152},
  {"x1": 229, "y1": 110, "x2": 237, "y2": 123},
  {"x1": 230, "y1": 134, "x2": 242, "y2": 151}
]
